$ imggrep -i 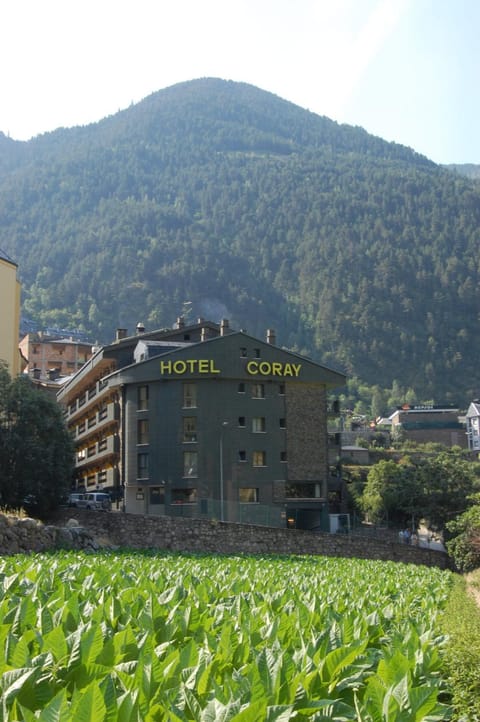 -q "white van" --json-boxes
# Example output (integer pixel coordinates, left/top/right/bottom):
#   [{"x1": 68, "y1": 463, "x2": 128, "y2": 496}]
[
  {"x1": 76, "y1": 492, "x2": 111, "y2": 511},
  {"x1": 68, "y1": 493, "x2": 85, "y2": 507}
]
